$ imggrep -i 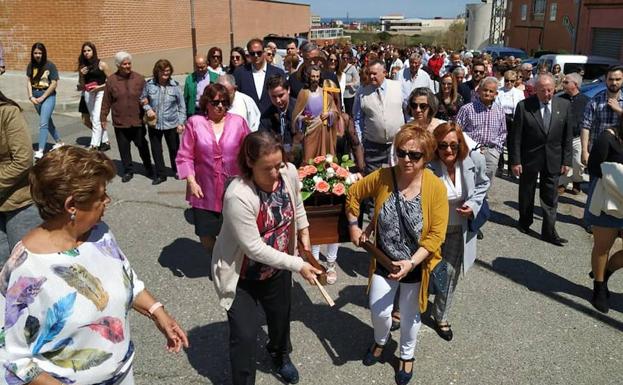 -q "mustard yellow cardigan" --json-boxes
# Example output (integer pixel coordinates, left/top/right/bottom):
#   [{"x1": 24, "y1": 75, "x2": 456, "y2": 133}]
[{"x1": 346, "y1": 166, "x2": 449, "y2": 313}]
